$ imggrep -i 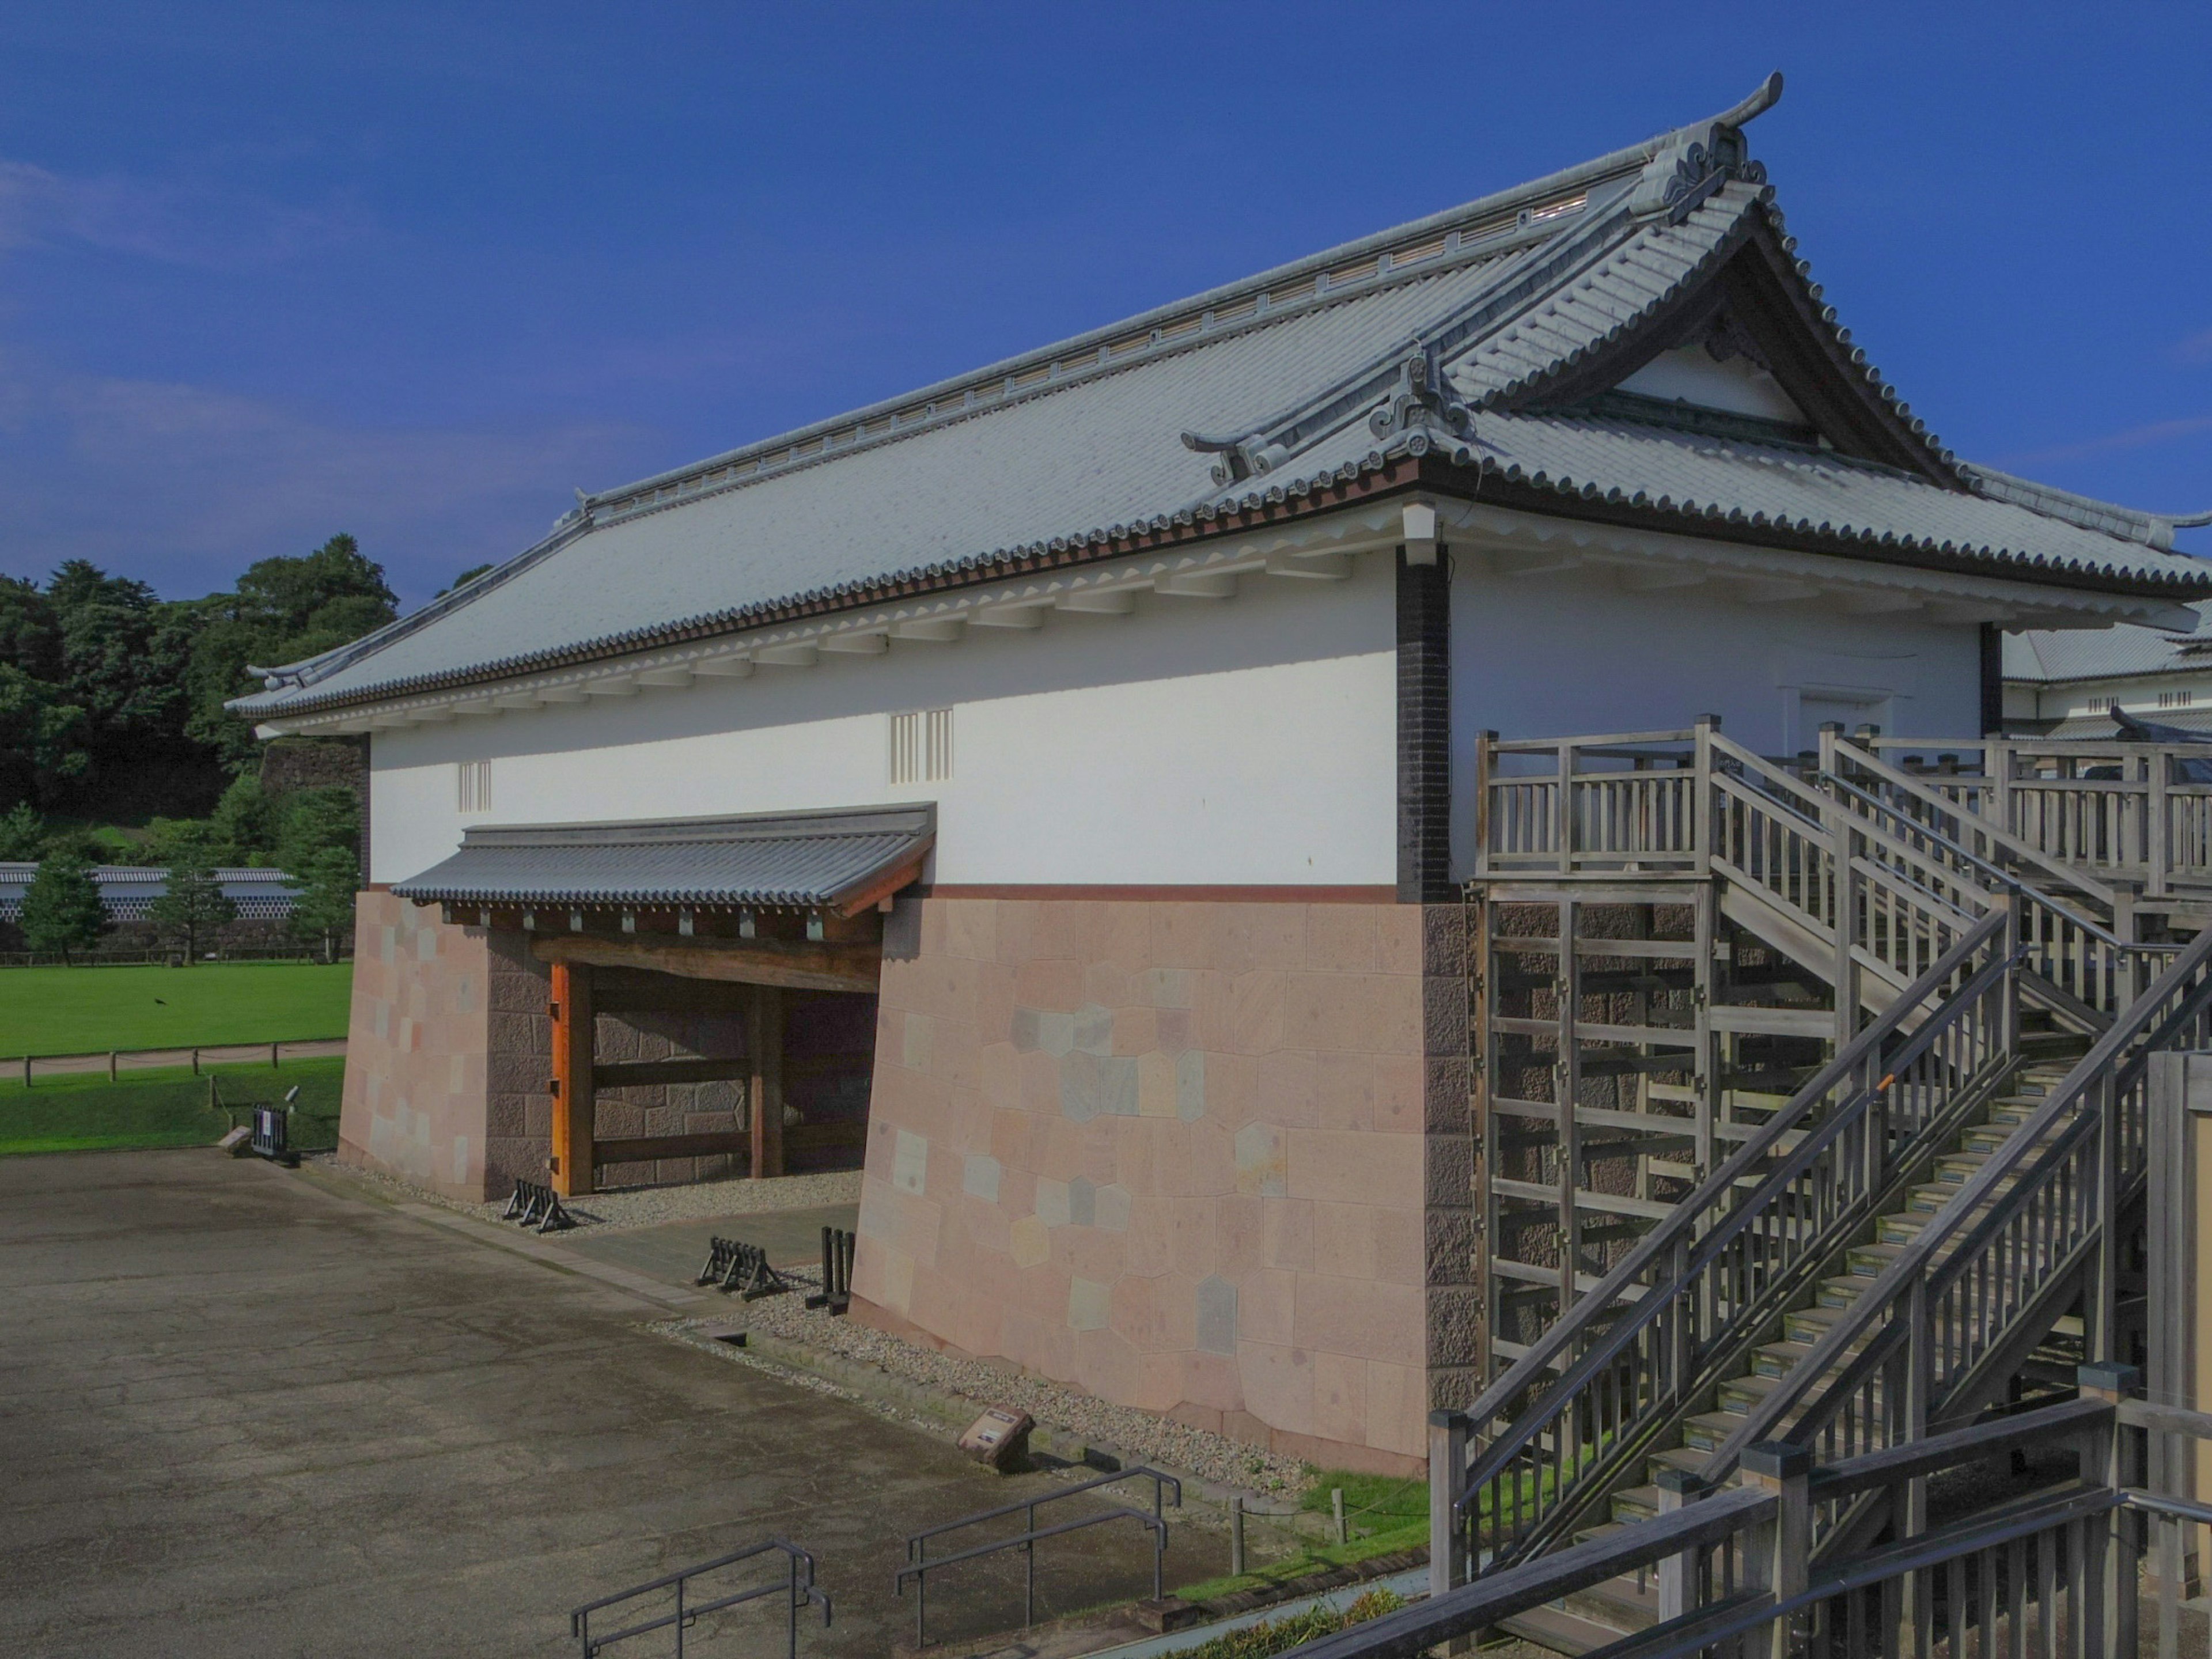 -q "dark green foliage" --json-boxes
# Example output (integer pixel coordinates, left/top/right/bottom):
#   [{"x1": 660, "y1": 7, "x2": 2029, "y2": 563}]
[
  {"x1": 0, "y1": 664, "x2": 92, "y2": 811},
  {"x1": 182, "y1": 533, "x2": 397, "y2": 771},
  {"x1": 148, "y1": 862, "x2": 238, "y2": 963},
  {"x1": 291, "y1": 844, "x2": 361, "y2": 960},
  {"x1": 1, "y1": 534, "x2": 398, "y2": 821},
  {"x1": 438, "y1": 562, "x2": 495, "y2": 596},
  {"x1": 0, "y1": 801, "x2": 47, "y2": 860},
  {"x1": 18, "y1": 851, "x2": 110, "y2": 961},
  {"x1": 1179, "y1": 1589, "x2": 1406, "y2": 1659}
]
